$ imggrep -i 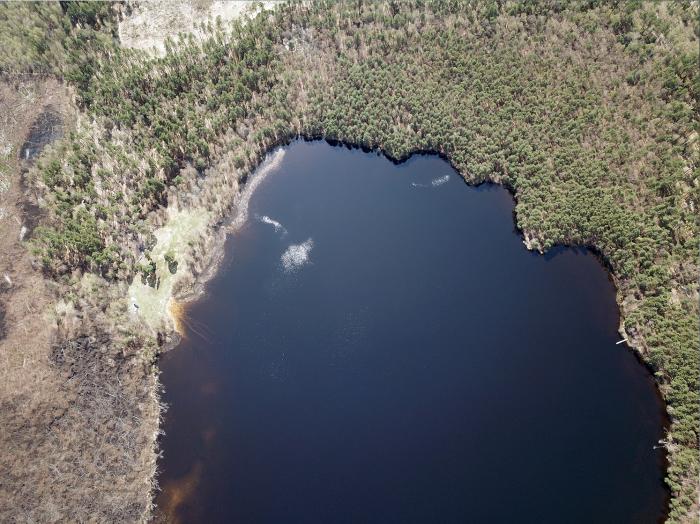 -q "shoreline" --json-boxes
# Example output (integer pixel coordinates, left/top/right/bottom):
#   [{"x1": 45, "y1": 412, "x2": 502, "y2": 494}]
[
  {"x1": 3, "y1": 2, "x2": 695, "y2": 520},
  {"x1": 147, "y1": 137, "x2": 673, "y2": 519},
  {"x1": 158, "y1": 148, "x2": 288, "y2": 342}
]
